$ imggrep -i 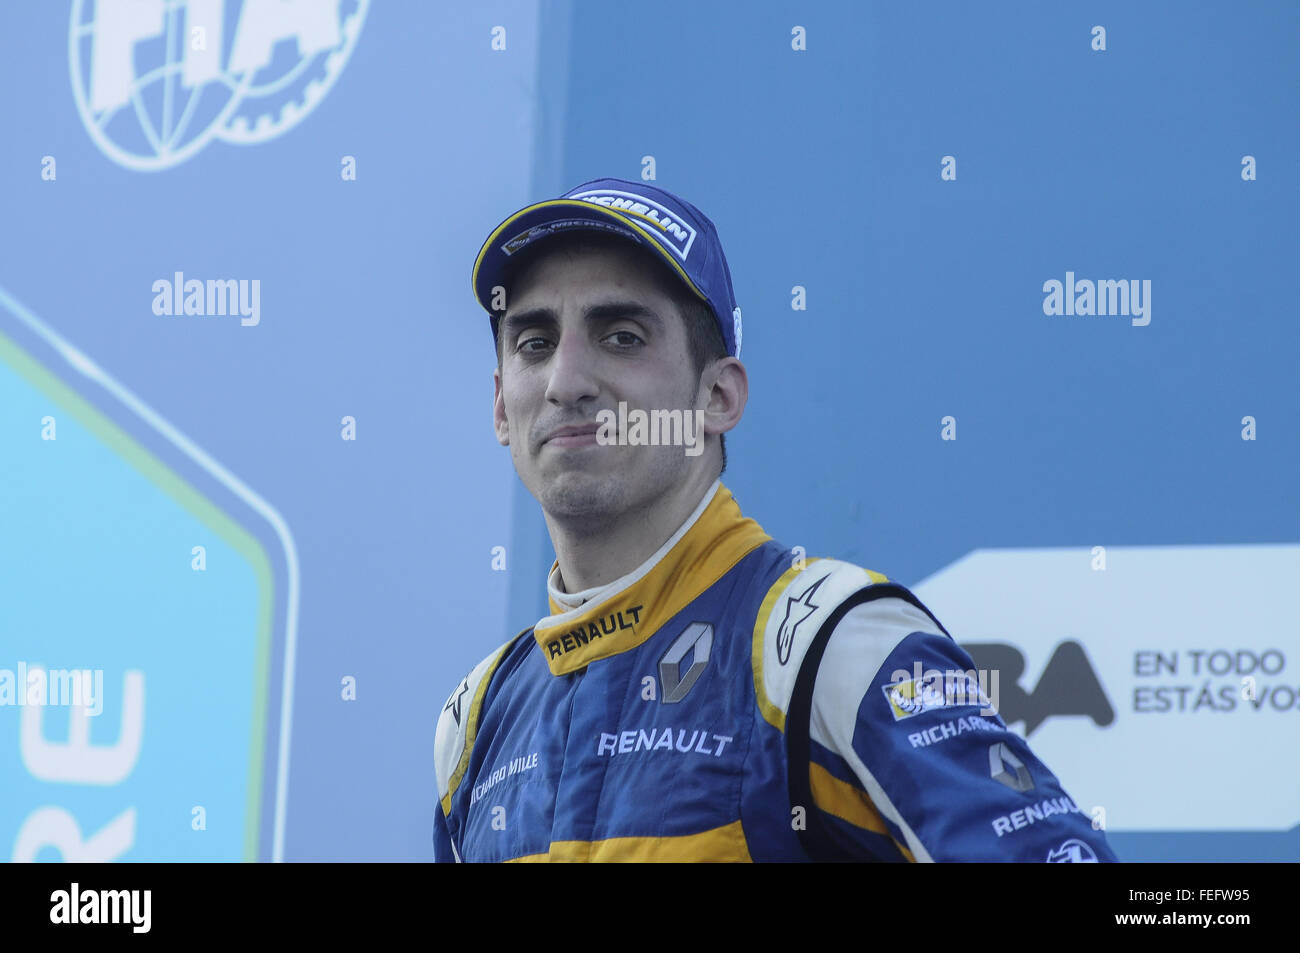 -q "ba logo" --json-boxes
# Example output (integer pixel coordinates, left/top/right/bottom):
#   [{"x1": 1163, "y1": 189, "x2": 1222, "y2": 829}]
[
  {"x1": 960, "y1": 640, "x2": 1114, "y2": 736},
  {"x1": 70, "y1": 0, "x2": 369, "y2": 171}
]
